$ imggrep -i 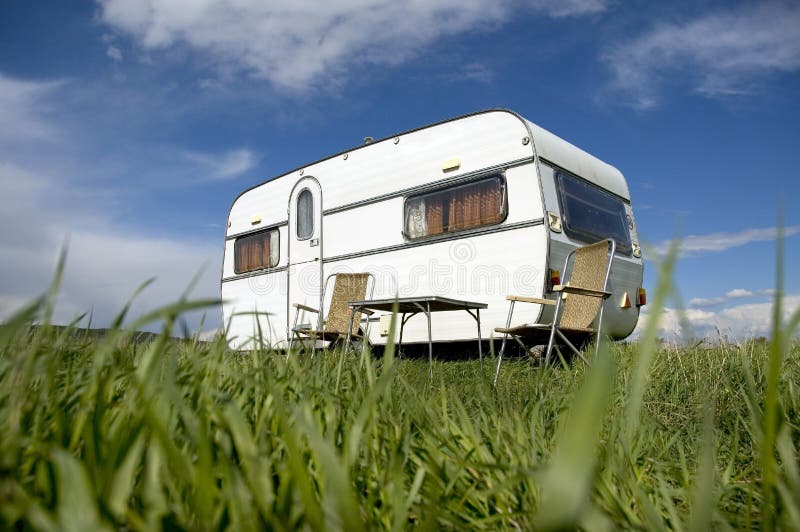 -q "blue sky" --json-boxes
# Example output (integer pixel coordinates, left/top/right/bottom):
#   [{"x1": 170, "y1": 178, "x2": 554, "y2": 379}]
[{"x1": 1, "y1": 0, "x2": 798, "y2": 339}]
